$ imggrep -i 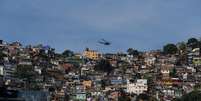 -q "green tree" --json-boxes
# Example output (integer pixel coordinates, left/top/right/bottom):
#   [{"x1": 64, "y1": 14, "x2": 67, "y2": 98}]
[
  {"x1": 117, "y1": 61, "x2": 129, "y2": 74},
  {"x1": 187, "y1": 38, "x2": 199, "y2": 49},
  {"x1": 14, "y1": 65, "x2": 37, "y2": 89},
  {"x1": 170, "y1": 67, "x2": 177, "y2": 77},
  {"x1": 136, "y1": 94, "x2": 158, "y2": 101},
  {"x1": 136, "y1": 94, "x2": 149, "y2": 101},
  {"x1": 163, "y1": 43, "x2": 178, "y2": 55},
  {"x1": 118, "y1": 89, "x2": 131, "y2": 101},
  {"x1": 177, "y1": 42, "x2": 187, "y2": 54},
  {"x1": 0, "y1": 51, "x2": 6, "y2": 61},
  {"x1": 176, "y1": 90, "x2": 201, "y2": 101},
  {"x1": 127, "y1": 48, "x2": 139, "y2": 57},
  {"x1": 15, "y1": 65, "x2": 36, "y2": 79},
  {"x1": 95, "y1": 59, "x2": 113, "y2": 74},
  {"x1": 101, "y1": 80, "x2": 106, "y2": 89},
  {"x1": 62, "y1": 49, "x2": 74, "y2": 57}
]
